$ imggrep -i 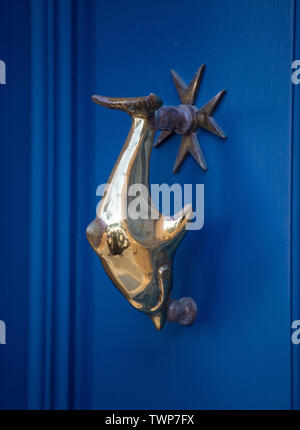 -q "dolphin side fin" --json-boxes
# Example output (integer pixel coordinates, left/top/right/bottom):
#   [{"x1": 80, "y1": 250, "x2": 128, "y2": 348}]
[{"x1": 155, "y1": 204, "x2": 193, "y2": 244}]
